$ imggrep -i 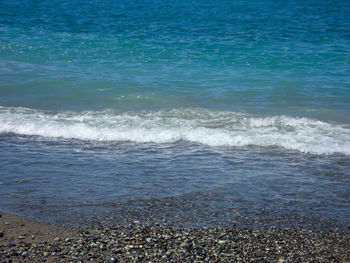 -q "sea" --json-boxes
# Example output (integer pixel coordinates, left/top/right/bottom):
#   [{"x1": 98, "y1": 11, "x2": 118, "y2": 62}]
[{"x1": 0, "y1": 0, "x2": 349, "y2": 231}]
